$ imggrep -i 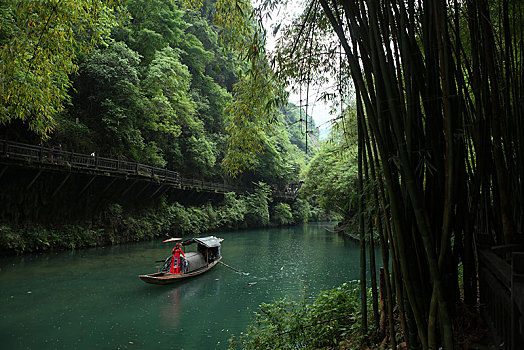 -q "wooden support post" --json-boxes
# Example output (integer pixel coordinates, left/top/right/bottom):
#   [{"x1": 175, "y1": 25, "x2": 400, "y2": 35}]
[
  {"x1": 157, "y1": 186, "x2": 170, "y2": 198},
  {"x1": 52, "y1": 173, "x2": 71, "y2": 197},
  {"x1": 102, "y1": 178, "x2": 117, "y2": 193},
  {"x1": 0, "y1": 165, "x2": 7, "y2": 181},
  {"x1": 511, "y1": 252, "x2": 524, "y2": 350},
  {"x1": 122, "y1": 179, "x2": 138, "y2": 196},
  {"x1": 79, "y1": 176, "x2": 96, "y2": 196},
  {"x1": 193, "y1": 191, "x2": 204, "y2": 203},
  {"x1": 150, "y1": 185, "x2": 164, "y2": 198},
  {"x1": 26, "y1": 170, "x2": 42, "y2": 190},
  {"x1": 135, "y1": 183, "x2": 150, "y2": 197}
]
